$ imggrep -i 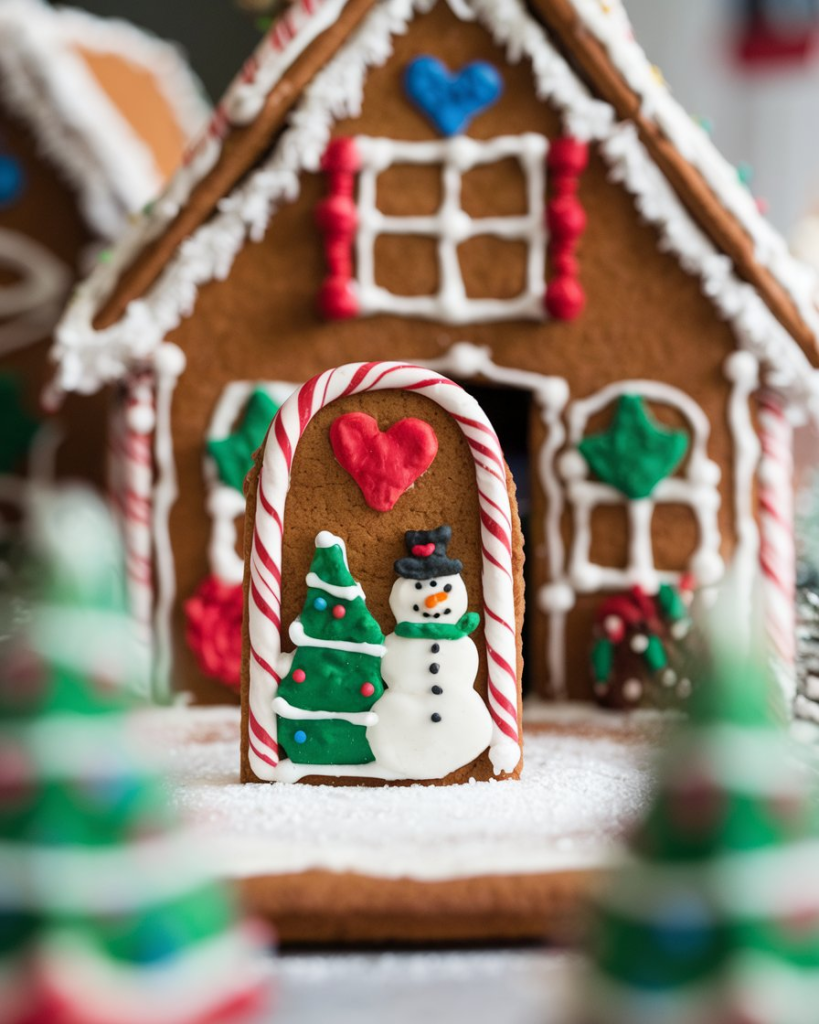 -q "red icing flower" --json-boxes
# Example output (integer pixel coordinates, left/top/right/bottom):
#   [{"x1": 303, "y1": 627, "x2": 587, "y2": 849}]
[{"x1": 184, "y1": 575, "x2": 244, "y2": 691}]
